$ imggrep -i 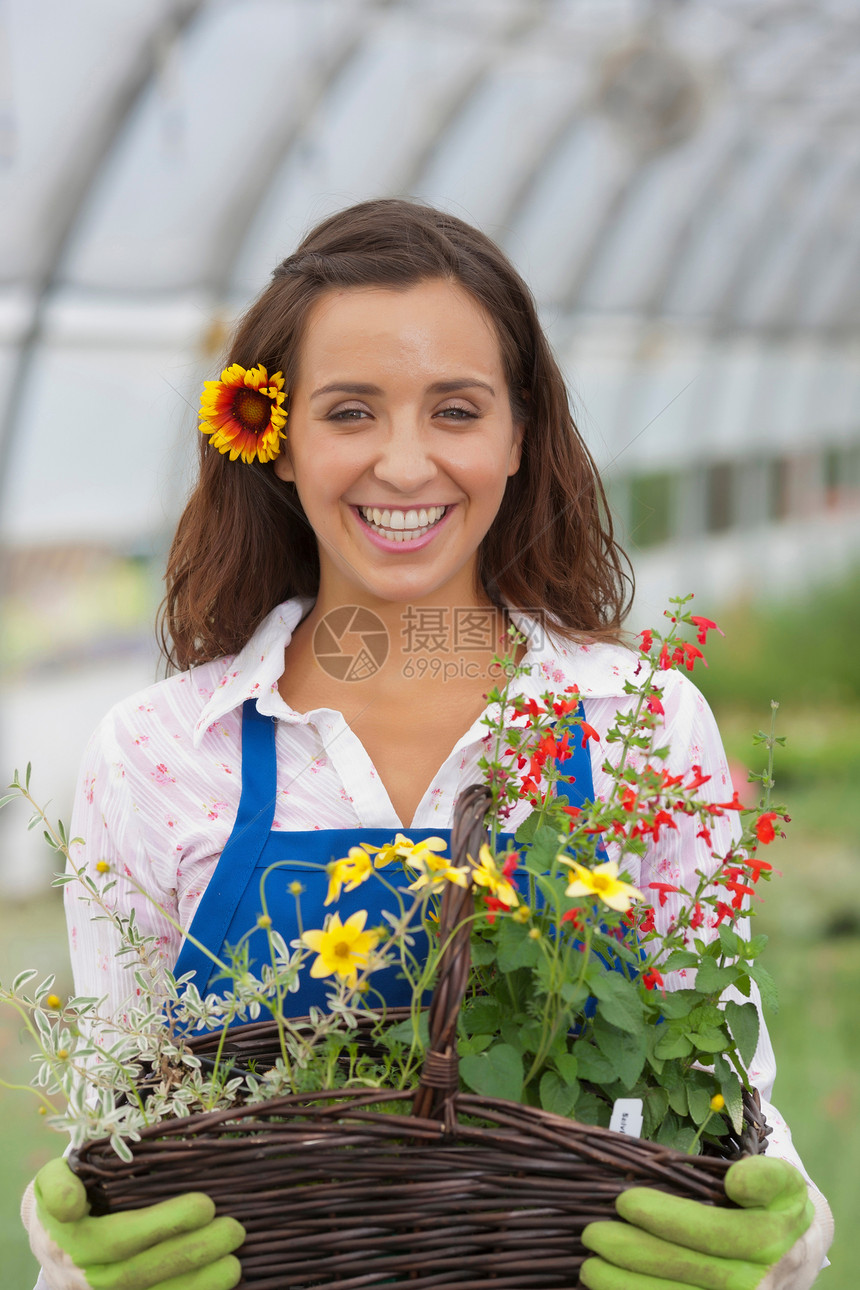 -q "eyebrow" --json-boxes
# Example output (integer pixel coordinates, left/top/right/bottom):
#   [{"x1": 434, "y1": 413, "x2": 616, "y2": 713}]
[{"x1": 309, "y1": 378, "x2": 496, "y2": 399}]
